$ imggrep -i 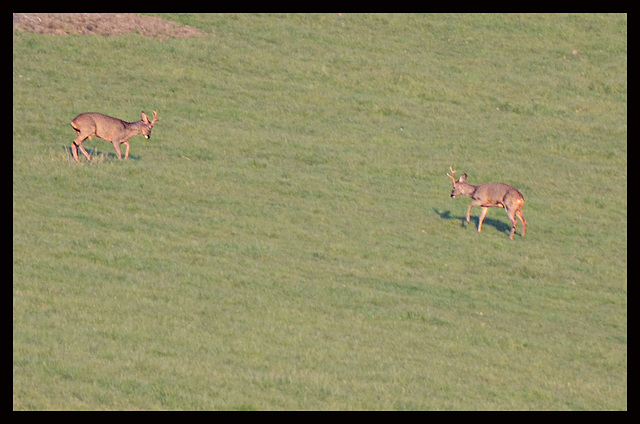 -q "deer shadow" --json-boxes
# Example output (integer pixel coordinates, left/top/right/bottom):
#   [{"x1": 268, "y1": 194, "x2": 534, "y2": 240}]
[
  {"x1": 62, "y1": 145, "x2": 141, "y2": 161},
  {"x1": 434, "y1": 208, "x2": 512, "y2": 235}
]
